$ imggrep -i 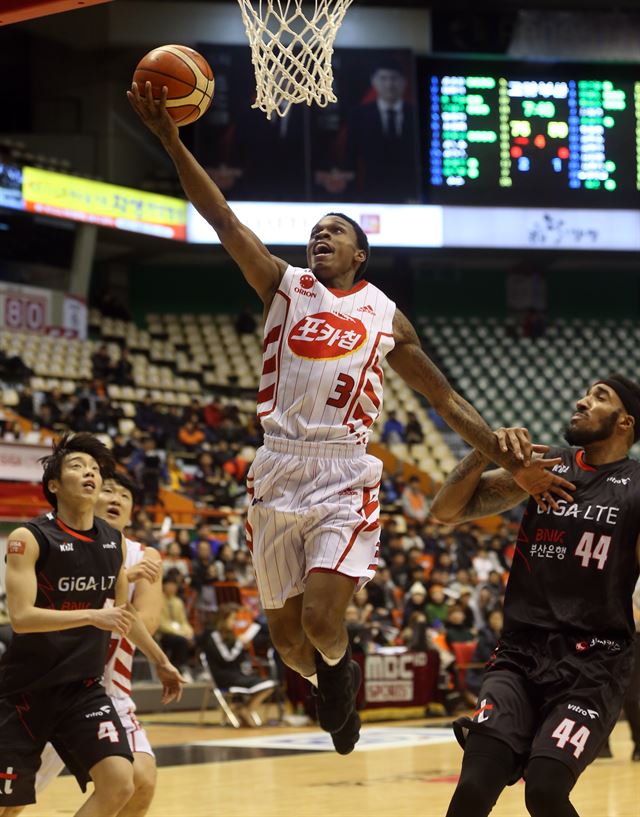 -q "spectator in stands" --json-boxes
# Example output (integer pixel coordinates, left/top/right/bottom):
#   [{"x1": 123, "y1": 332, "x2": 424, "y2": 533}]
[
  {"x1": 402, "y1": 611, "x2": 429, "y2": 651},
  {"x1": 382, "y1": 409, "x2": 404, "y2": 444},
  {"x1": 404, "y1": 521, "x2": 425, "y2": 551},
  {"x1": 175, "y1": 529, "x2": 194, "y2": 558},
  {"x1": 235, "y1": 306, "x2": 257, "y2": 336},
  {"x1": 445, "y1": 605, "x2": 475, "y2": 647},
  {"x1": 130, "y1": 436, "x2": 164, "y2": 505},
  {"x1": 379, "y1": 468, "x2": 400, "y2": 508},
  {"x1": 178, "y1": 418, "x2": 206, "y2": 452},
  {"x1": 488, "y1": 534, "x2": 511, "y2": 572},
  {"x1": 162, "y1": 541, "x2": 192, "y2": 582},
  {"x1": 213, "y1": 543, "x2": 235, "y2": 581},
  {"x1": 402, "y1": 582, "x2": 427, "y2": 628},
  {"x1": 472, "y1": 543, "x2": 498, "y2": 582},
  {"x1": 426, "y1": 584, "x2": 449, "y2": 628},
  {"x1": 91, "y1": 343, "x2": 111, "y2": 380},
  {"x1": 230, "y1": 549, "x2": 254, "y2": 587},
  {"x1": 365, "y1": 566, "x2": 396, "y2": 614},
  {"x1": 402, "y1": 475, "x2": 430, "y2": 523},
  {"x1": 158, "y1": 574, "x2": 195, "y2": 681},
  {"x1": 111, "y1": 431, "x2": 136, "y2": 468},
  {"x1": 2, "y1": 420, "x2": 23, "y2": 441},
  {"x1": 110, "y1": 346, "x2": 134, "y2": 385},
  {"x1": 487, "y1": 568, "x2": 505, "y2": 592},
  {"x1": 456, "y1": 588, "x2": 476, "y2": 630},
  {"x1": 17, "y1": 387, "x2": 35, "y2": 421},
  {"x1": 405, "y1": 412, "x2": 424, "y2": 448},
  {"x1": 191, "y1": 538, "x2": 216, "y2": 592},
  {"x1": 465, "y1": 609, "x2": 504, "y2": 696},
  {"x1": 389, "y1": 550, "x2": 410, "y2": 590},
  {"x1": 200, "y1": 603, "x2": 275, "y2": 725},
  {"x1": 468, "y1": 585, "x2": 498, "y2": 630},
  {"x1": 163, "y1": 453, "x2": 185, "y2": 492},
  {"x1": 136, "y1": 395, "x2": 159, "y2": 430}
]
